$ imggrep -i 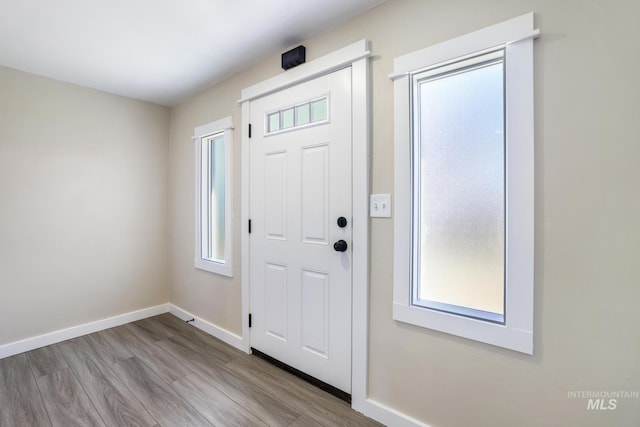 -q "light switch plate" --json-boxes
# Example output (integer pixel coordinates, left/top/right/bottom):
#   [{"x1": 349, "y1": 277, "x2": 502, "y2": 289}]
[{"x1": 370, "y1": 194, "x2": 392, "y2": 218}]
